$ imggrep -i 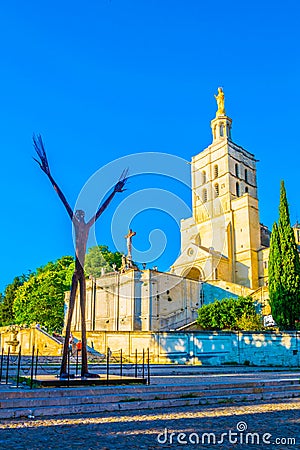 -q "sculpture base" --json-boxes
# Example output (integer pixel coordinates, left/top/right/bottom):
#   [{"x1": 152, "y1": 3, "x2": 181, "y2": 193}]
[{"x1": 24, "y1": 374, "x2": 147, "y2": 387}]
